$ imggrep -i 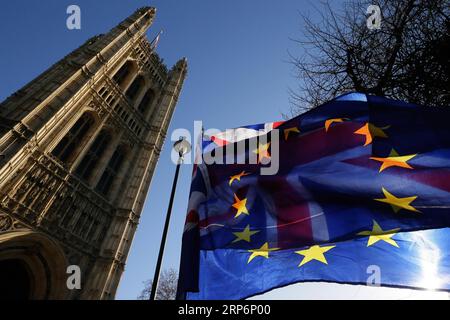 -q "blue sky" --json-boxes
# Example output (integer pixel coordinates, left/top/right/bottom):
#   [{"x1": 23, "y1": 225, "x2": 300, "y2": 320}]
[{"x1": 1, "y1": 0, "x2": 447, "y2": 300}]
